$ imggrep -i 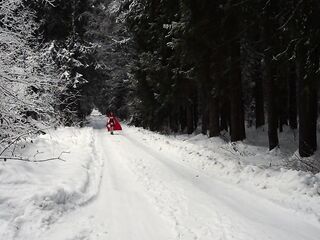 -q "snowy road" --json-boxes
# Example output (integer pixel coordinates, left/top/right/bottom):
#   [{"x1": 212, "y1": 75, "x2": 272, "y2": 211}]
[
  {"x1": 36, "y1": 116, "x2": 320, "y2": 240},
  {"x1": 2, "y1": 115, "x2": 317, "y2": 240}
]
